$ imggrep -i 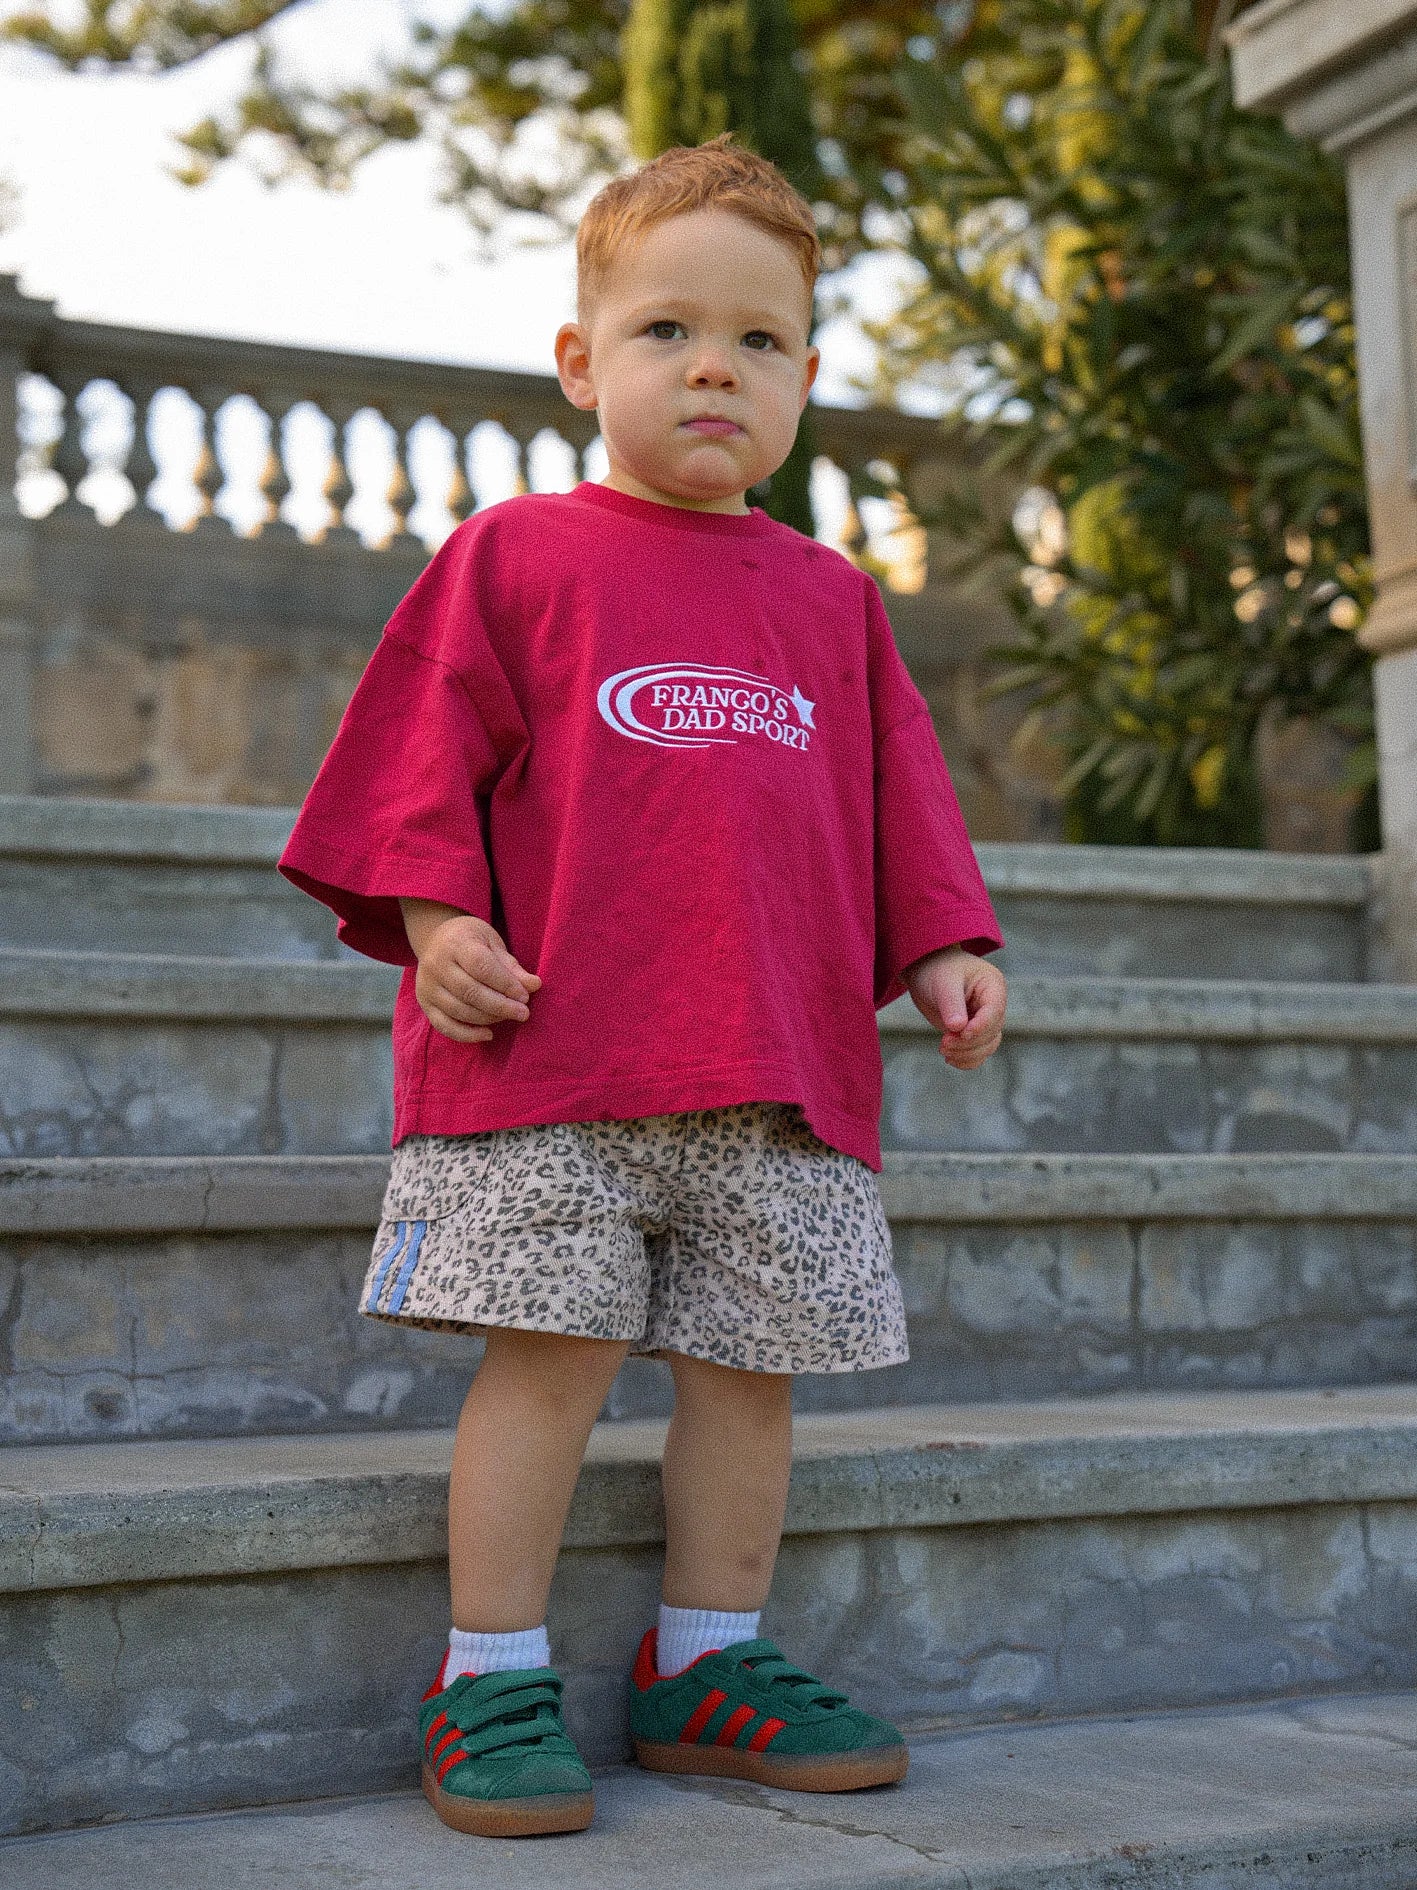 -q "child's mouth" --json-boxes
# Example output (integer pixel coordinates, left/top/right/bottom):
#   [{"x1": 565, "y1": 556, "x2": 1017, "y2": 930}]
[{"x1": 682, "y1": 418, "x2": 744, "y2": 437}]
